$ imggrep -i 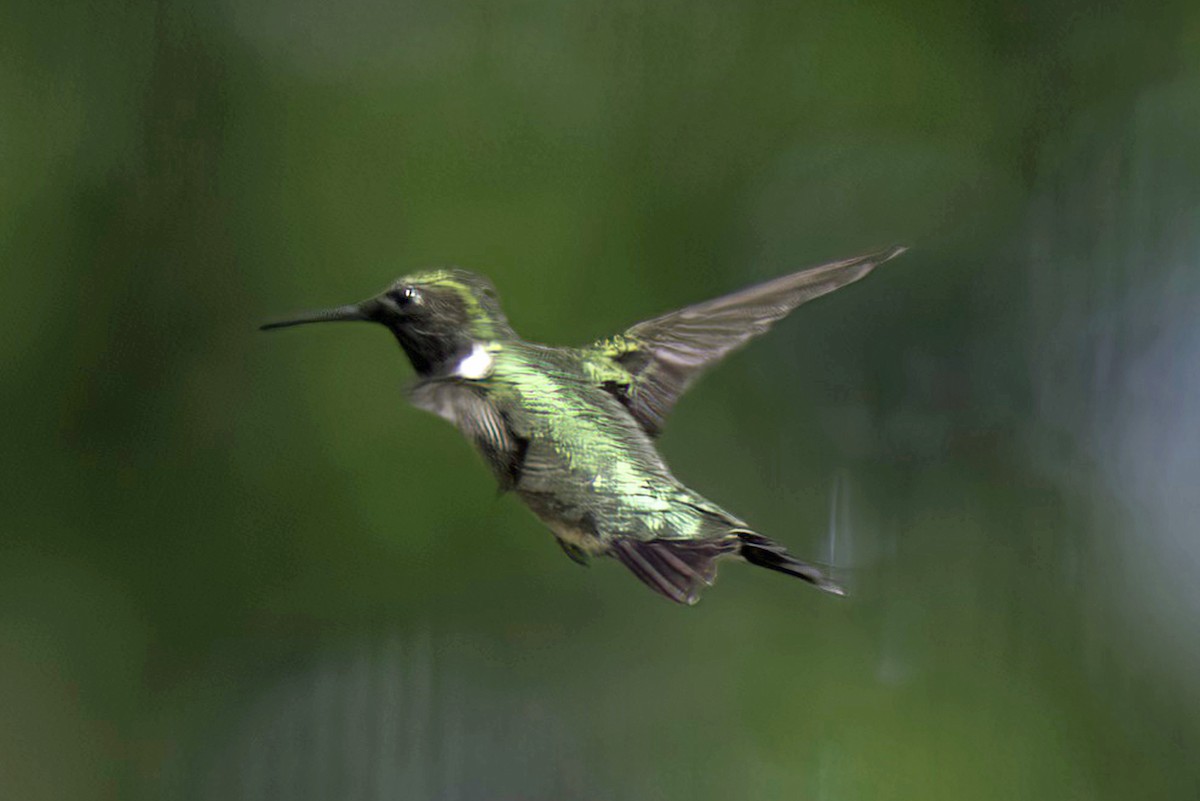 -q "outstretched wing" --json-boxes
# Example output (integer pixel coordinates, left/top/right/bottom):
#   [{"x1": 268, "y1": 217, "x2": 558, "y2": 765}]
[
  {"x1": 590, "y1": 246, "x2": 905, "y2": 435},
  {"x1": 410, "y1": 379, "x2": 528, "y2": 491}
]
